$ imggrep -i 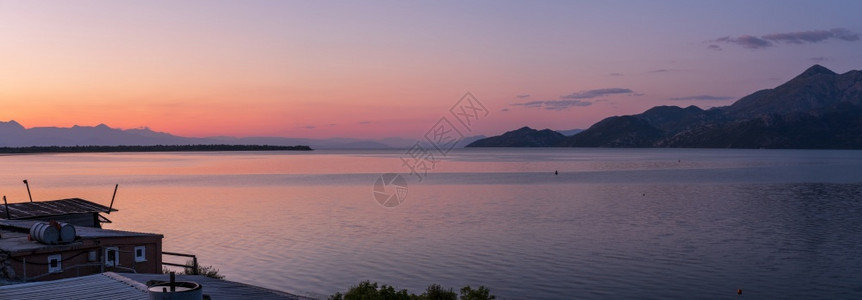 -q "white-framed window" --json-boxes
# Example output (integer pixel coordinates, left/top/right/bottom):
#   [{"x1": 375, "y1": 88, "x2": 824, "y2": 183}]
[
  {"x1": 105, "y1": 247, "x2": 119, "y2": 267},
  {"x1": 48, "y1": 254, "x2": 62, "y2": 273},
  {"x1": 134, "y1": 246, "x2": 147, "y2": 262}
]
